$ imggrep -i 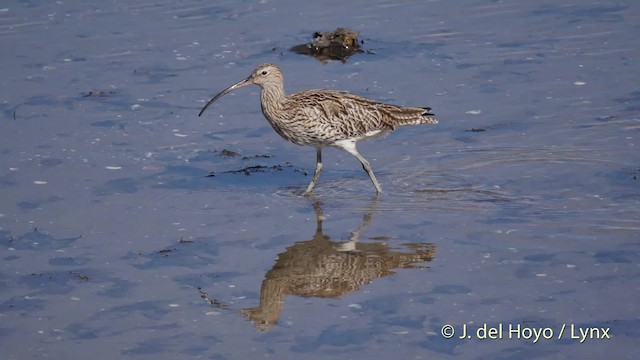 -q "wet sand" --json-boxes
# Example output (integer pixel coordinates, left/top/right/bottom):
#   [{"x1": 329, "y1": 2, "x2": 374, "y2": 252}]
[{"x1": 1, "y1": 1, "x2": 638, "y2": 359}]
